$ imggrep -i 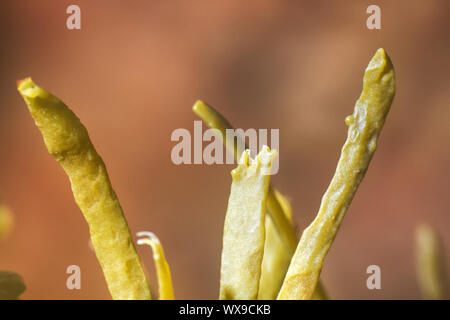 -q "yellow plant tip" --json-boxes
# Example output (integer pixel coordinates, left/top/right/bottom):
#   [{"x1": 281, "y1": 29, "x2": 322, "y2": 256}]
[
  {"x1": 220, "y1": 147, "x2": 277, "y2": 300},
  {"x1": 17, "y1": 77, "x2": 55, "y2": 102},
  {"x1": 192, "y1": 100, "x2": 241, "y2": 157},
  {"x1": 0, "y1": 271, "x2": 26, "y2": 300},
  {"x1": 192, "y1": 100, "x2": 227, "y2": 137},
  {"x1": 367, "y1": 48, "x2": 388, "y2": 71},
  {"x1": 18, "y1": 79, "x2": 151, "y2": 300},
  {"x1": 17, "y1": 77, "x2": 34, "y2": 93},
  {"x1": 415, "y1": 223, "x2": 446, "y2": 300},
  {"x1": 231, "y1": 150, "x2": 250, "y2": 177},
  {"x1": 193, "y1": 101, "x2": 219, "y2": 123},
  {"x1": 257, "y1": 145, "x2": 278, "y2": 176},
  {"x1": 278, "y1": 48, "x2": 395, "y2": 300},
  {"x1": 137, "y1": 231, "x2": 175, "y2": 300},
  {"x1": 232, "y1": 146, "x2": 277, "y2": 179},
  {"x1": 0, "y1": 204, "x2": 14, "y2": 242},
  {"x1": 192, "y1": 100, "x2": 234, "y2": 137}
]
